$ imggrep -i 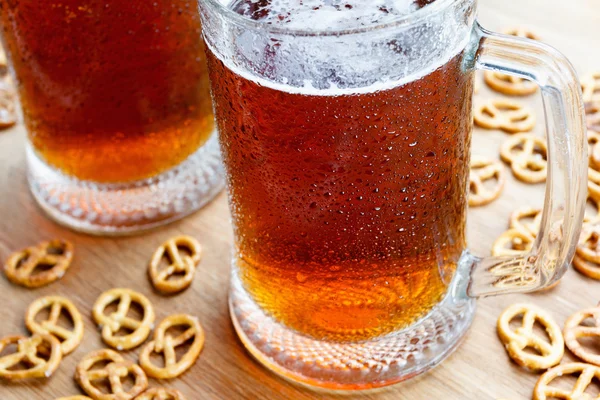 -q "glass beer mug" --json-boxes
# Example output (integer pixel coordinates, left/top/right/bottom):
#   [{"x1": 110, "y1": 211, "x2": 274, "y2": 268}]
[{"x1": 199, "y1": 0, "x2": 587, "y2": 390}]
